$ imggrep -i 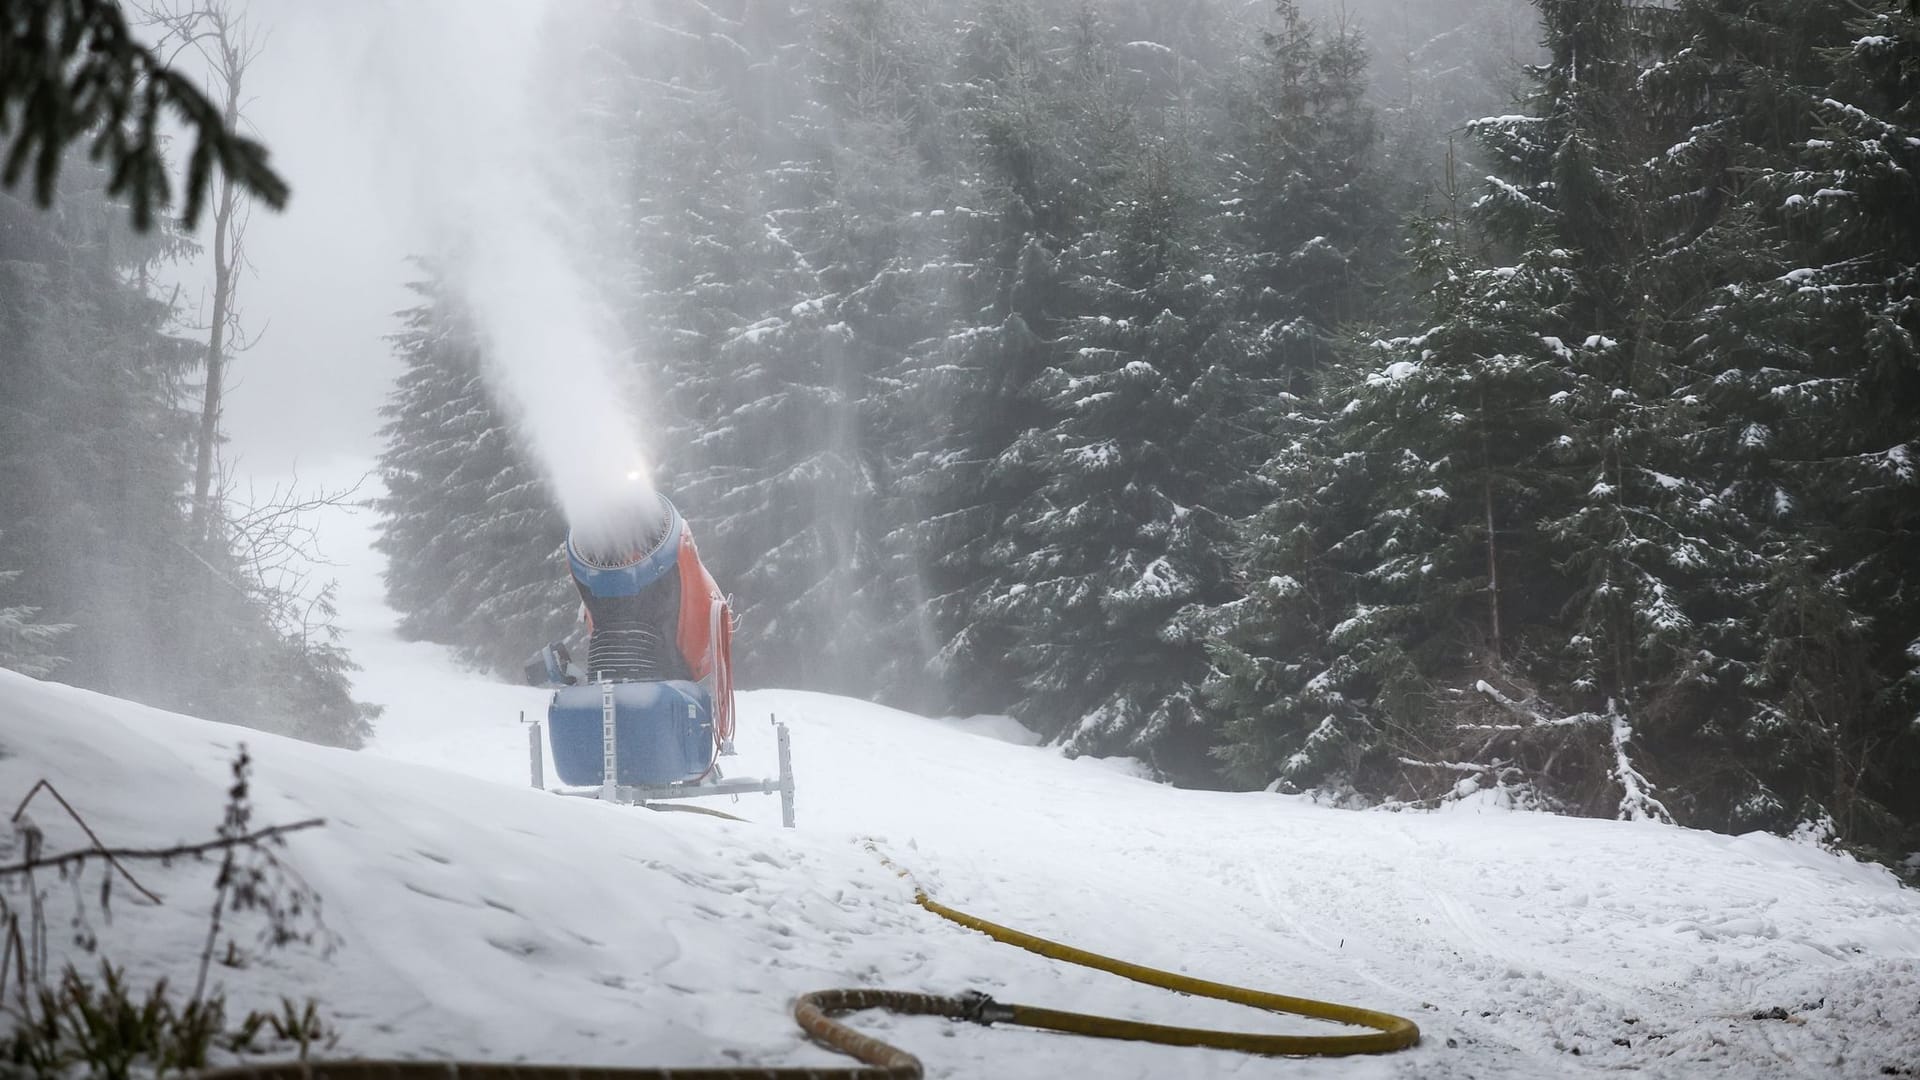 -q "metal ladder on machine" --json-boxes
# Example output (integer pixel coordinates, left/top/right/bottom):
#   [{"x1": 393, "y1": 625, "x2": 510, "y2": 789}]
[{"x1": 526, "y1": 677, "x2": 797, "y2": 827}]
